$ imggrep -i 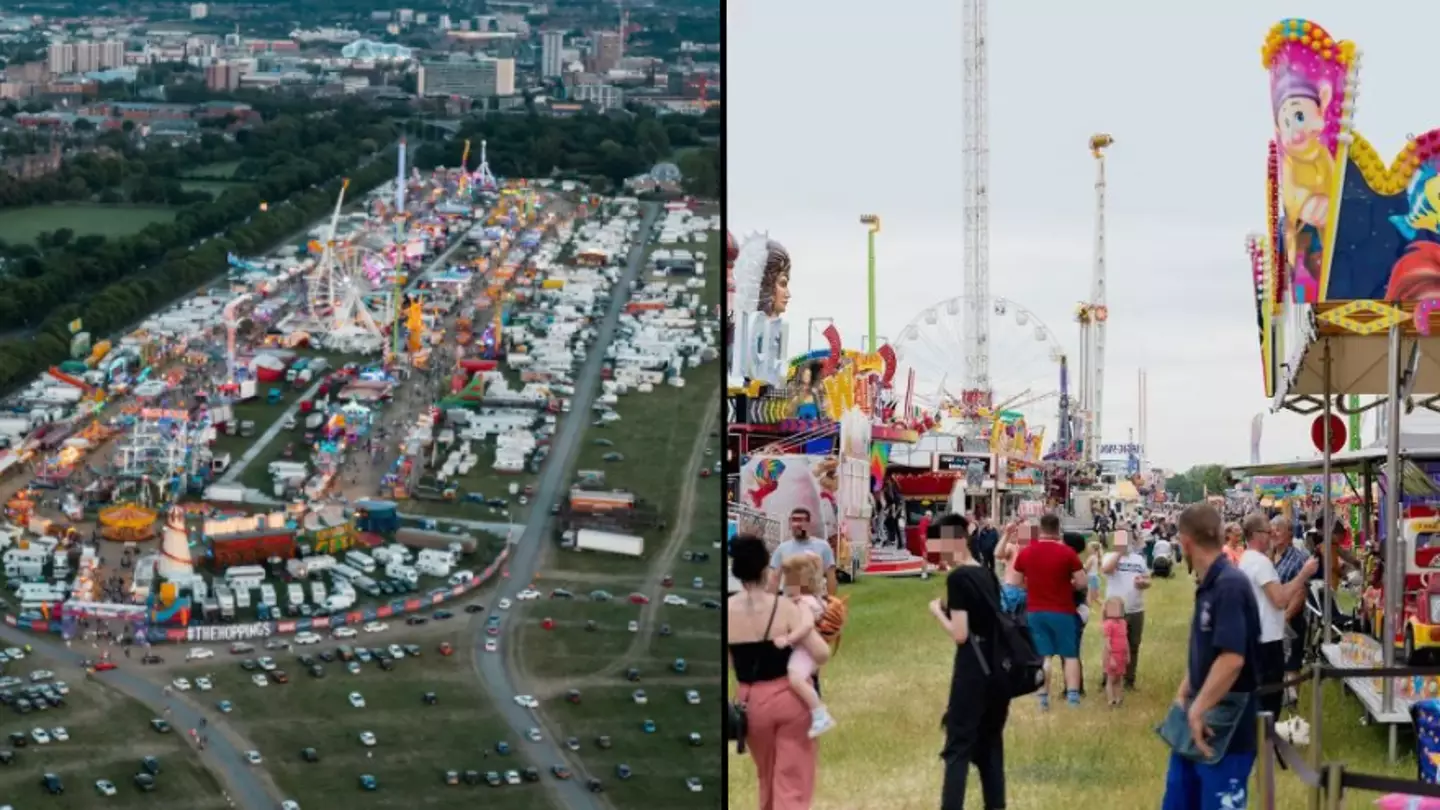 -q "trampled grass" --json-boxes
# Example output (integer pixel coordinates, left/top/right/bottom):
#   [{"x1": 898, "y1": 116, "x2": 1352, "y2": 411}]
[{"x1": 726, "y1": 574, "x2": 1413, "y2": 810}]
